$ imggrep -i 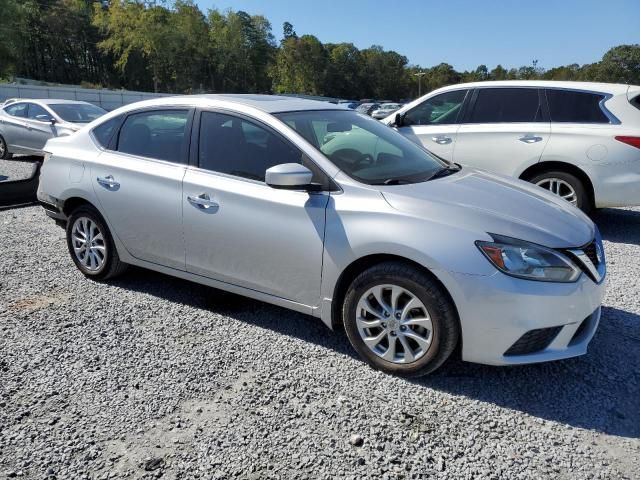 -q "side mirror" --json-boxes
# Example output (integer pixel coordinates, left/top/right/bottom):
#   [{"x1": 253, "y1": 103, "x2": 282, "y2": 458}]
[
  {"x1": 394, "y1": 112, "x2": 404, "y2": 128},
  {"x1": 265, "y1": 163, "x2": 313, "y2": 190},
  {"x1": 35, "y1": 114, "x2": 54, "y2": 123},
  {"x1": 50, "y1": 117, "x2": 57, "y2": 125}
]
